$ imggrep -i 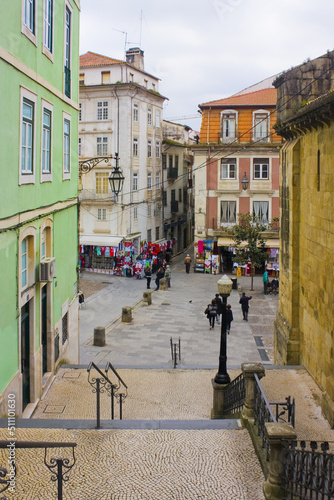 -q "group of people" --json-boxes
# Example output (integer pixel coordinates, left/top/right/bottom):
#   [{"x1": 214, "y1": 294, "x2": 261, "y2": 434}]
[
  {"x1": 144, "y1": 263, "x2": 171, "y2": 291},
  {"x1": 204, "y1": 291, "x2": 253, "y2": 330},
  {"x1": 262, "y1": 271, "x2": 279, "y2": 295},
  {"x1": 204, "y1": 295, "x2": 234, "y2": 331}
]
